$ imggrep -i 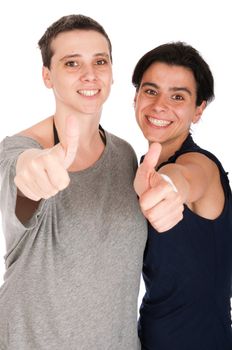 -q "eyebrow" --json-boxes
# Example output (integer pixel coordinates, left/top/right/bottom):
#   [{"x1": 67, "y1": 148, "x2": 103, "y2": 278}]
[
  {"x1": 141, "y1": 82, "x2": 192, "y2": 96},
  {"x1": 60, "y1": 52, "x2": 110, "y2": 61}
]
